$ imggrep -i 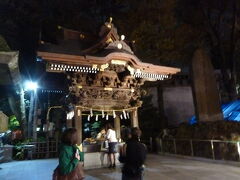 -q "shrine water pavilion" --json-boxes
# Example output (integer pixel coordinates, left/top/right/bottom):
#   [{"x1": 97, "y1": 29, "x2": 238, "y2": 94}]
[{"x1": 37, "y1": 19, "x2": 180, "y2": 168}]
